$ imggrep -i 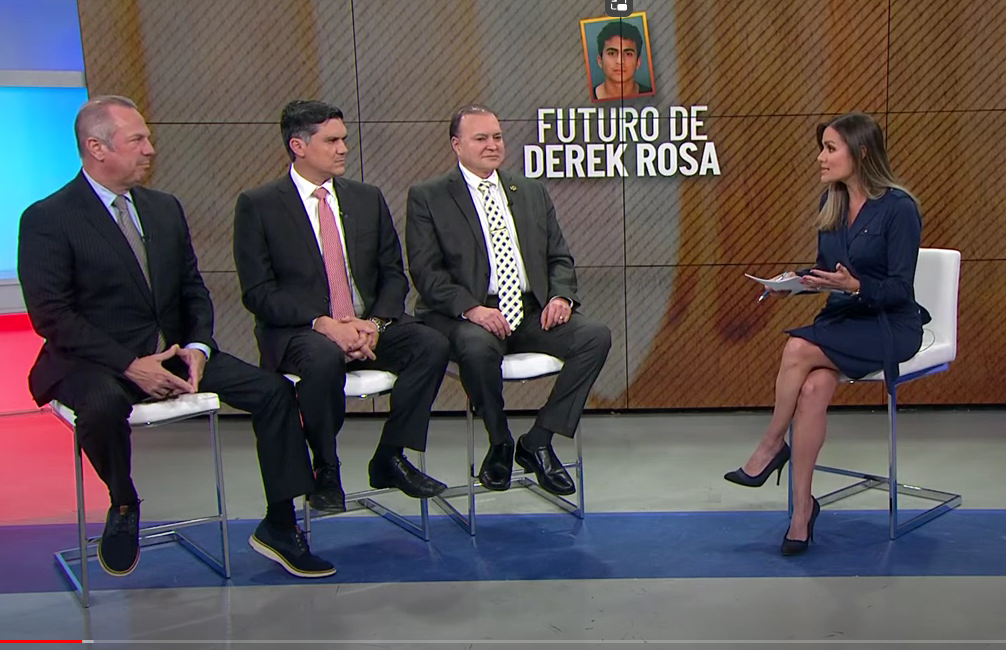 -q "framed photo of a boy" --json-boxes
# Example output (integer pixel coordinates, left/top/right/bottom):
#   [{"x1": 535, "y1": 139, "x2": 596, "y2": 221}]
[{"x1": 581, "y1": 13, "x2": 656, "y2": 103}]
